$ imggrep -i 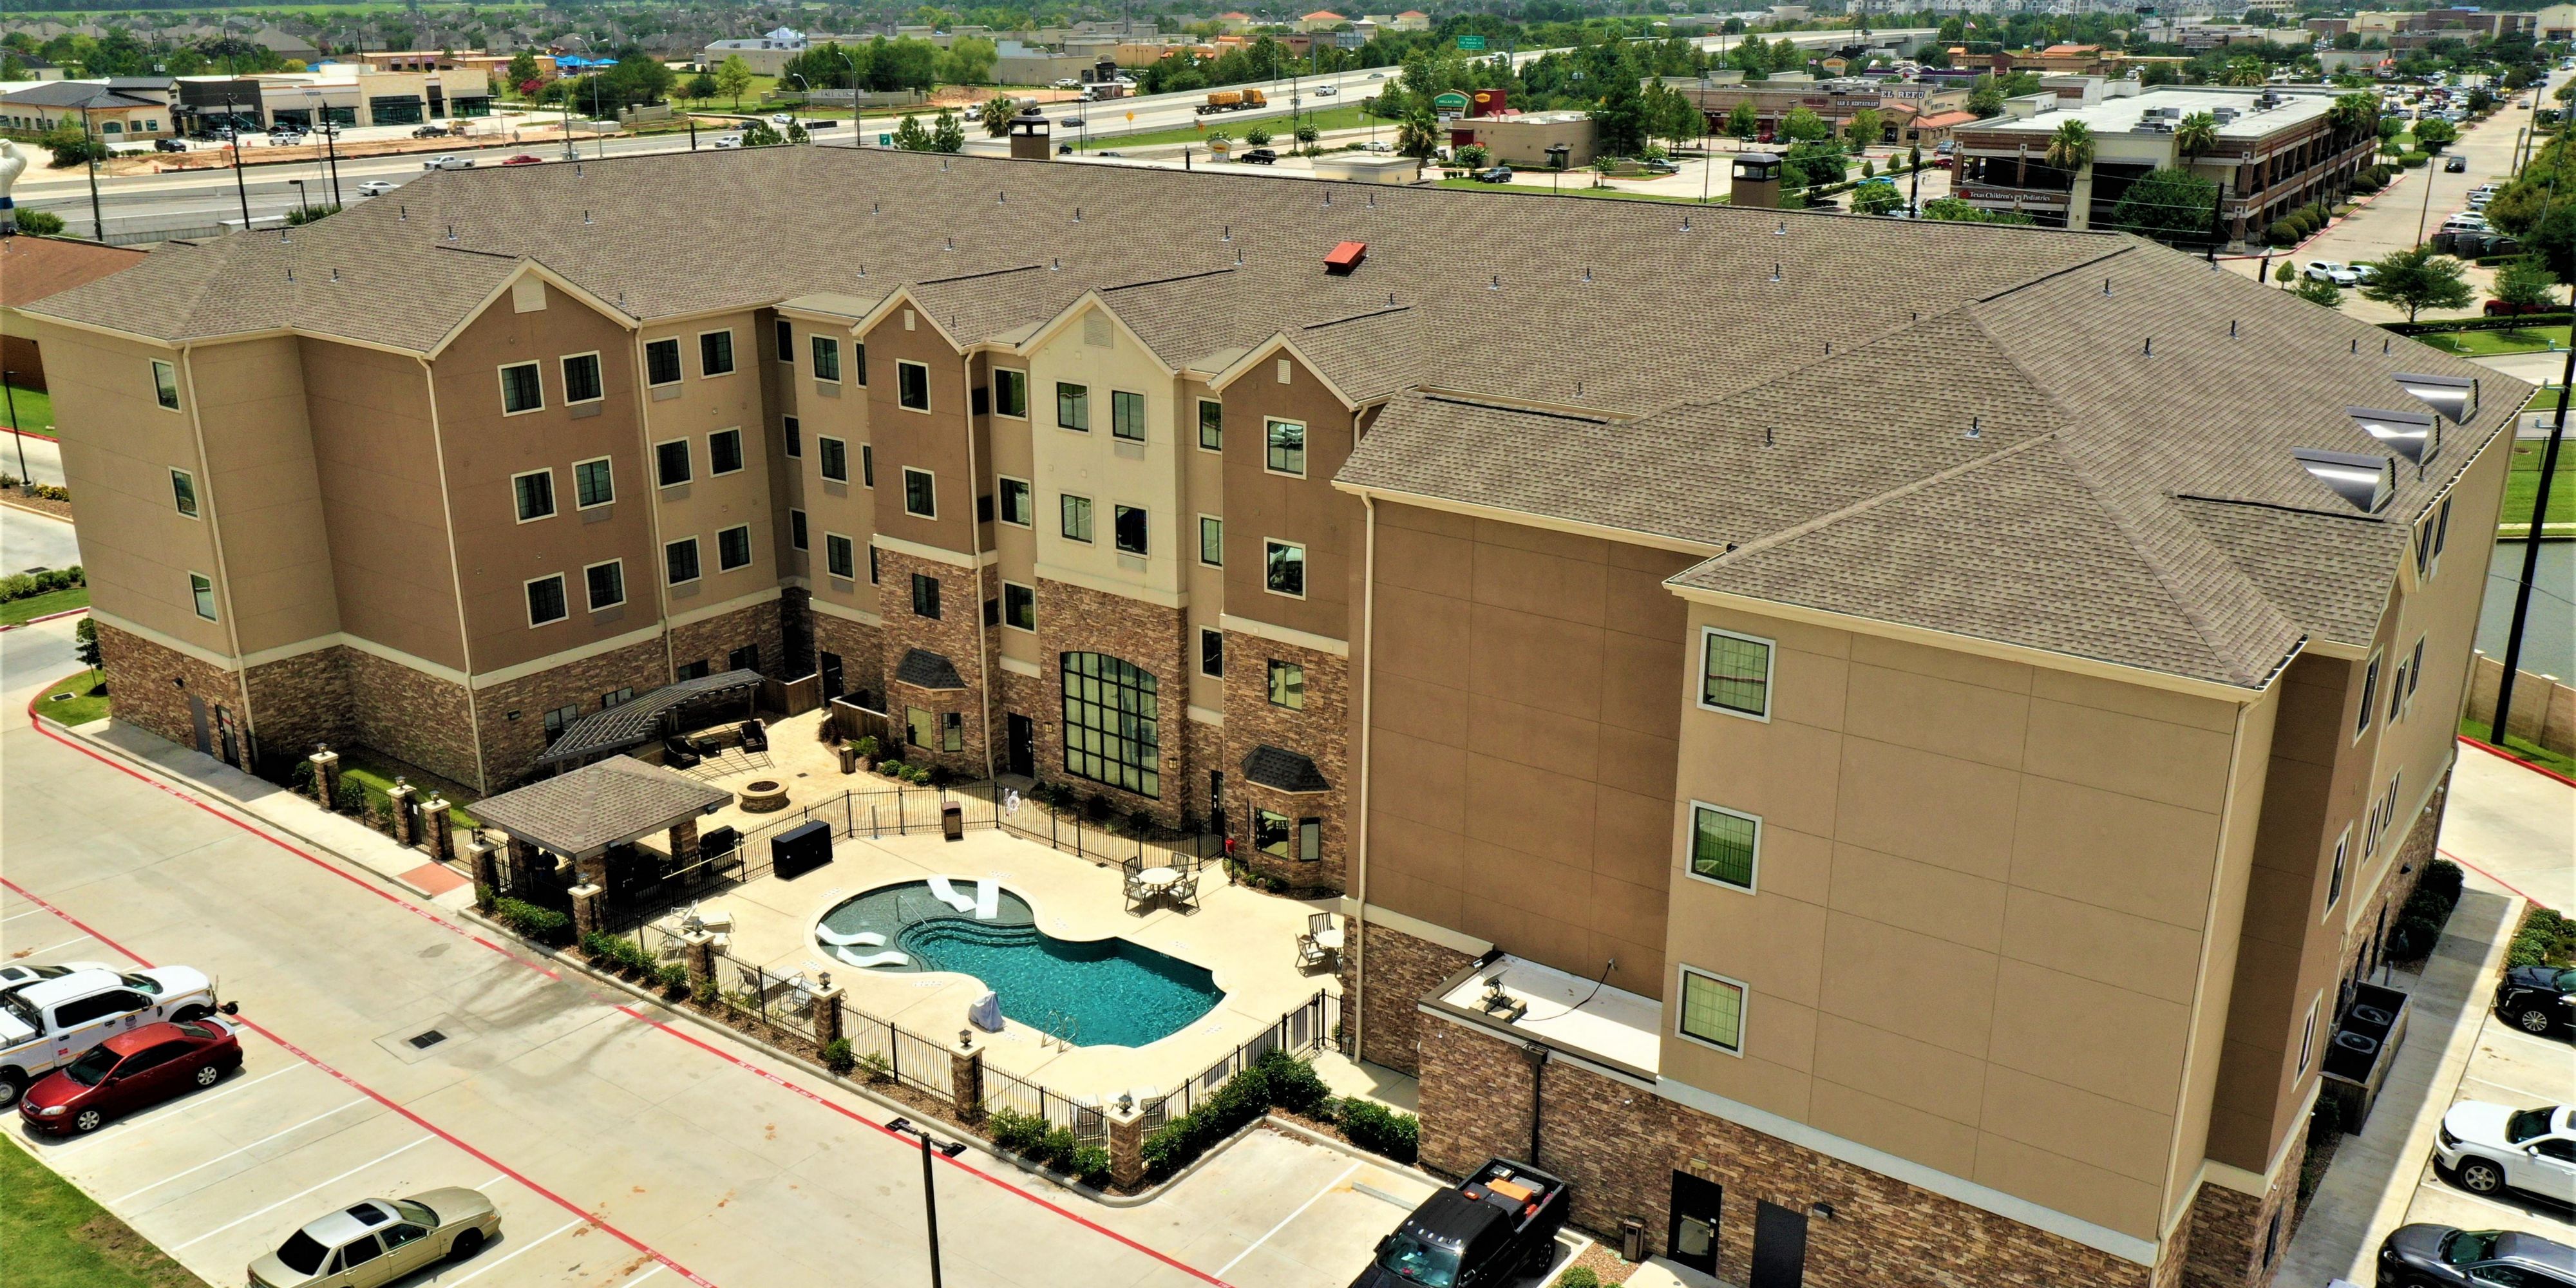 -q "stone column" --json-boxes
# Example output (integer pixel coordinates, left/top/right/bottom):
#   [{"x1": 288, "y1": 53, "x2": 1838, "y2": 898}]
[
  {"x1": 569, "y1": 882, "x2": 603, "y2": 942},
  {"x1": 465, "y1": 838, "x2": 499, "y2": 907},
  {"x1": 421, "y1": 797, "x2": 453, "y2": 862},
  {"x1": 681, "y1": 928, "x2": 716, "y2": 993},
  {"x1": 576, "y1": 851, "x2": 609, "y2": 893},
  {"x1": 1108, "y1": 1104, "x2": 1146, "y2": 1189},
  {"x1": 949, "y1": 1041, "x2": 984, "y2": 1122},
  {"x1": 669, "y1": 818, "x2": 701, "y2": 871},
  {"x1": 308, "y1": 746, "x2": 340, "y2": 810},
  {"x1": 811, "y1": 979, "x2": 844, "y2": 1046},
  {"x1": 385, "y1": 781, "x2": 417, "y2": 845}
]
